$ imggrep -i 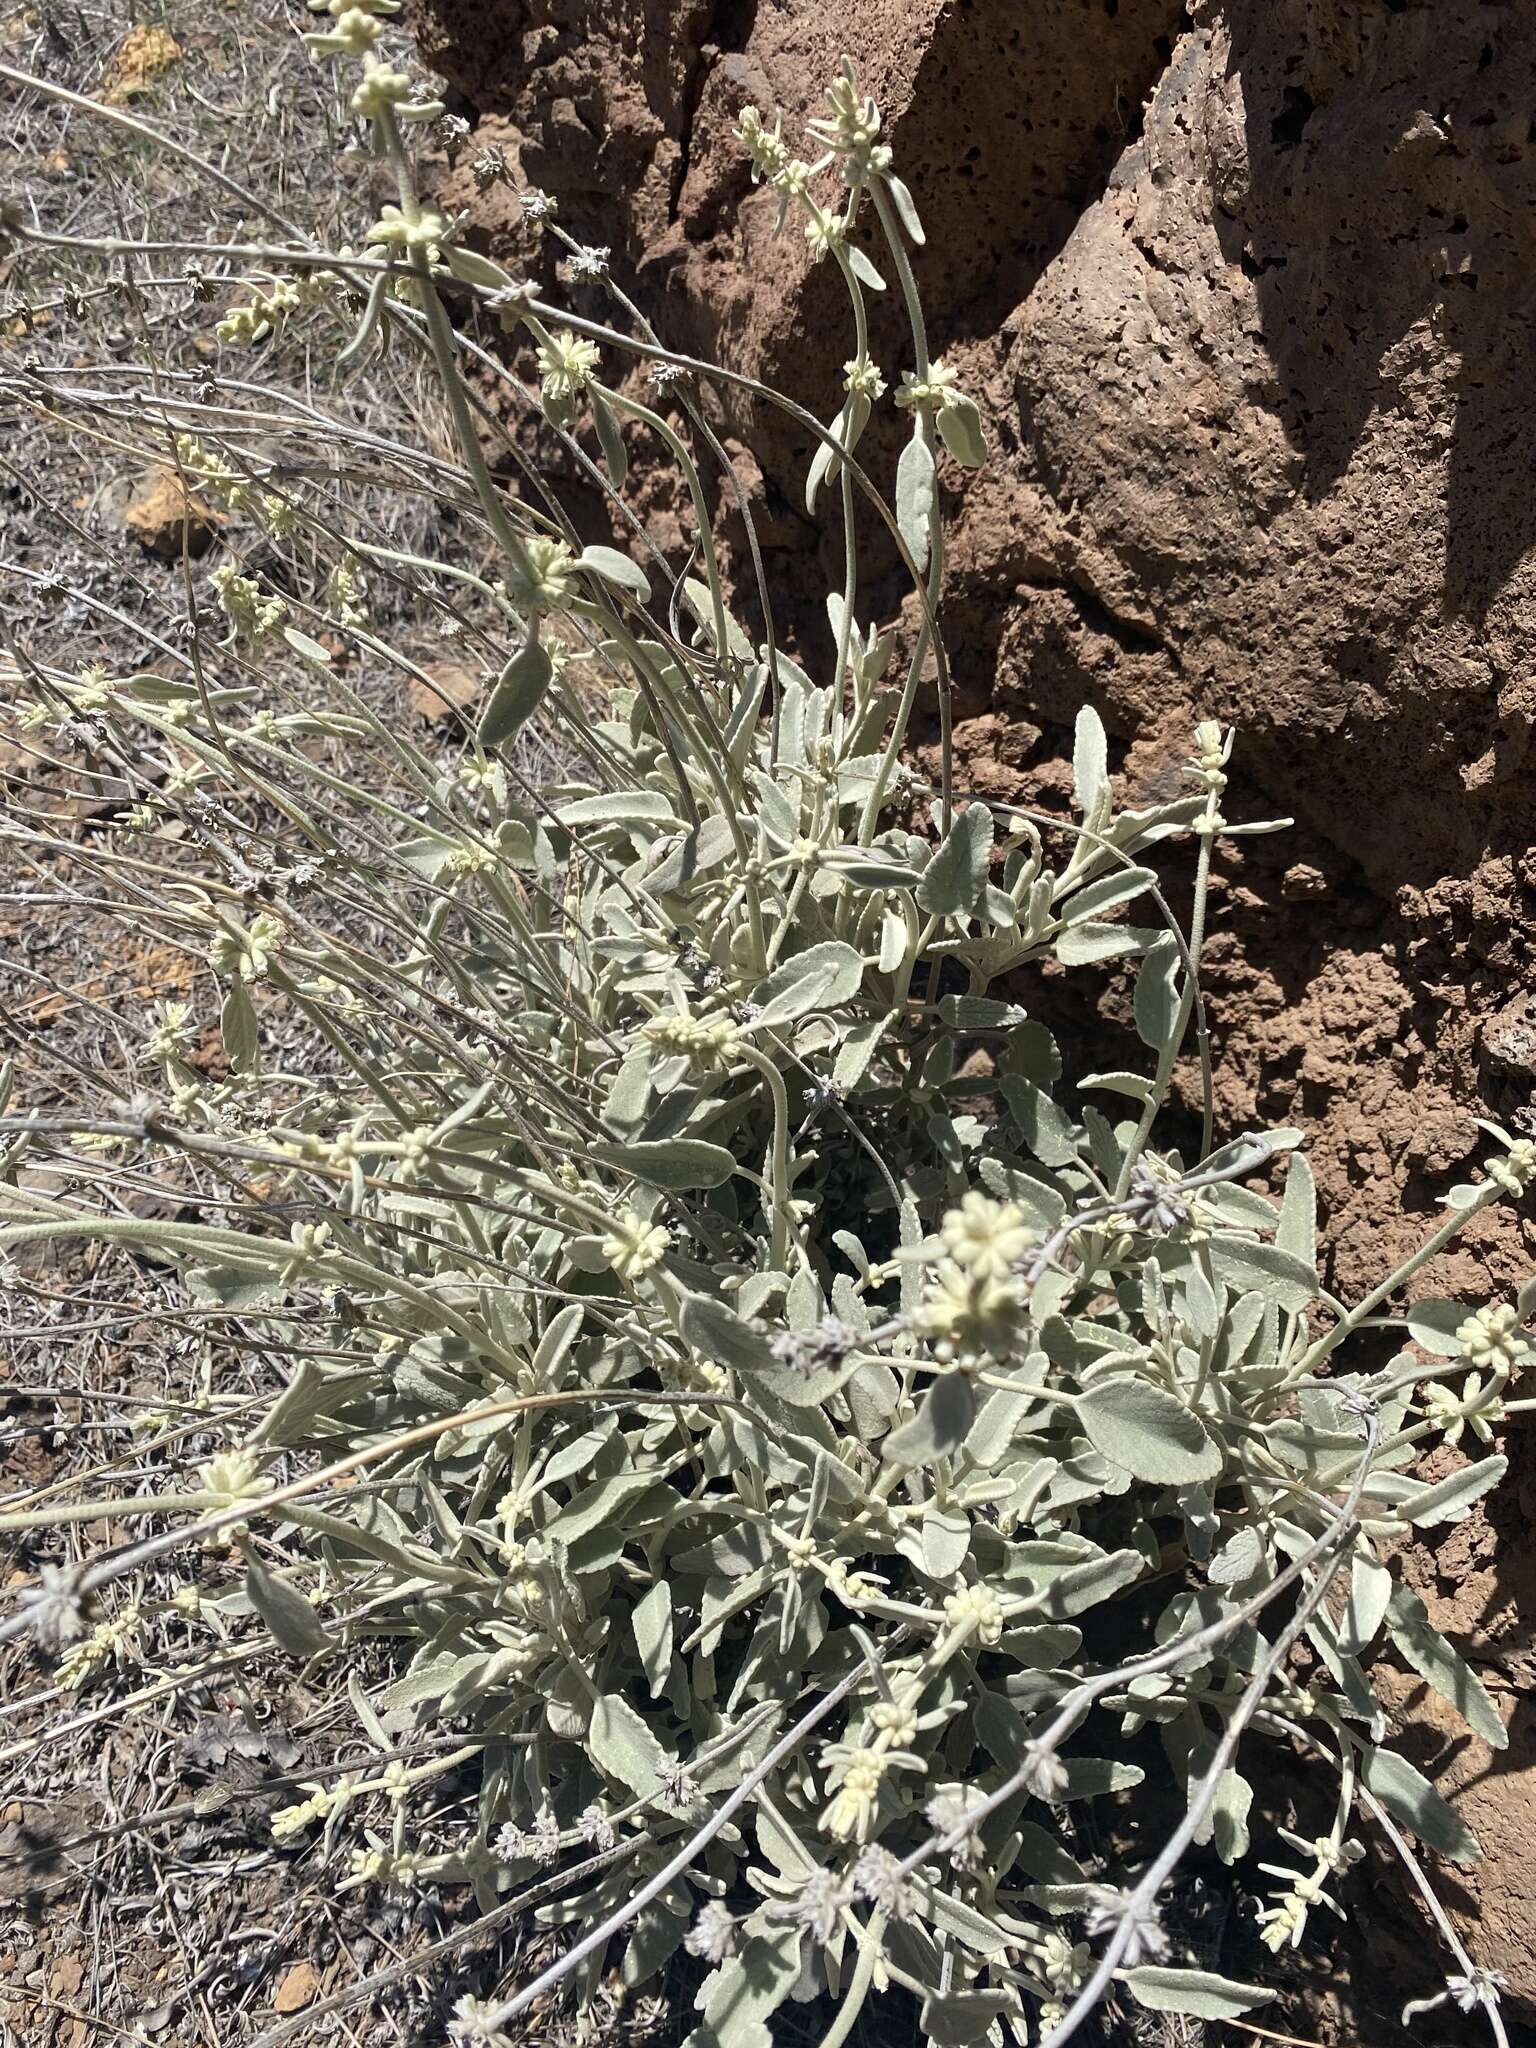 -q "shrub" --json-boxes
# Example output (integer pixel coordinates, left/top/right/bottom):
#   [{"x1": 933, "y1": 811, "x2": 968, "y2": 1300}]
[{"x1": 1, "y1": 19, "x2": 1530, "y2": 2047}]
